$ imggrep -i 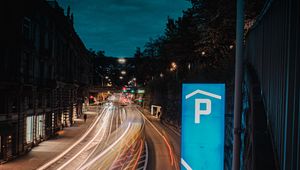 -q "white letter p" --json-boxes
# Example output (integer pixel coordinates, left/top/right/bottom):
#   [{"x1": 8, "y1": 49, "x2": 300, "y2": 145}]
[{"x1": 195, "y1": 99, "x2": 211, "y2": 123}]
